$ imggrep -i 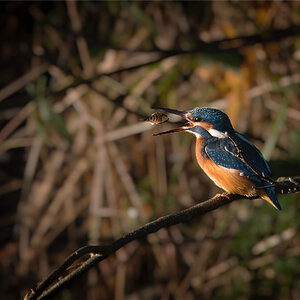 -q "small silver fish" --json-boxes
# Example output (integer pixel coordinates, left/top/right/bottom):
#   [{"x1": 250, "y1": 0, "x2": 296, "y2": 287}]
[{"x1": 144, "y1": 112, "x2": 169, "y2": 125}]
